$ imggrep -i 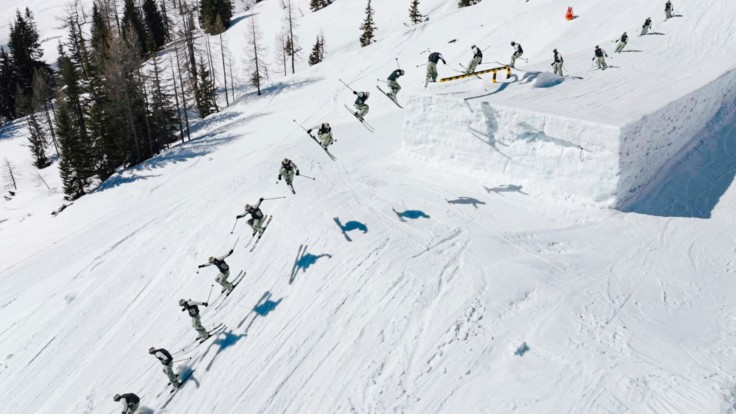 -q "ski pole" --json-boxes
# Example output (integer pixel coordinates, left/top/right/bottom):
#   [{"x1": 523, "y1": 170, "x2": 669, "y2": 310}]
[
  {"x1": 377, "y1": 78, "x2": 388, "y2": 84},
  {"x1": 395, "y1": 58, "x2": 401, "y2": 69},
  {"x1": 231, "y1": 236, "x2": 240, "y2": 250},
  {"x1": 416, "y1": 63, "x2": 428, "y2": 68},
  {"x1": 230, "y1": 217, "x2": 239, "y2": 234},
  {"x1": 338, "y1": 78, "x2": 354, "y2": 92},
  {"x1": 300, "y1": 174, "x2": 316, "y2": 180},
  {"x1": 292, "y1": 119, "x2": 310, "y2": 134},
  {"x1": 173, "y1": 357, "x2": 192, "y2": 363},
  {"x1": 205, "y1": 285, "x2": 214, "y2": 303},
  {"x1": 262, "y1": 196, "x2": 286, "y2": 201}
]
